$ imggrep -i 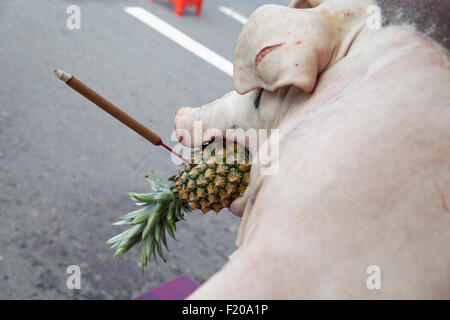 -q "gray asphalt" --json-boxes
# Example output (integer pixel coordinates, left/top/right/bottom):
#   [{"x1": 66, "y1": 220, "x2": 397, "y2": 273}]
[{"x1": 0, "y1": 0, "x2": 289, "y2": 299}]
